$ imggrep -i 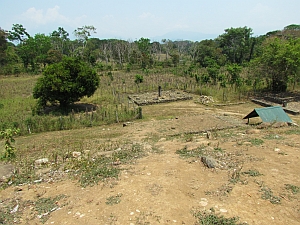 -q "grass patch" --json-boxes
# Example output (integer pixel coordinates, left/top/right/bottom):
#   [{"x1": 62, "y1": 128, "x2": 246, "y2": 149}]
[
  {"x1": 35, "y1": 194, "x2": 68, "y2": 223},
  {"x1": 213, "y1": 147, "x2": 224, "y2": 153},
  {"x1": 134, "y1": 211, "x2": 162, "y2": 224},
  {"x1": 2, "y1": 158, "x2": 38, "y2": 188},
  {"x1": 0, "y1": 198, "x2": 30, "y2": 225},
  {"x1": 260, "y1": 186, "x2": 281, "y2": 204},
  {"x1": 242, "y1": 169, "x2": 263, "y2": 177},
  {"x1": 105, "y1": 193, "x2": 123, "y2": 205},
  {"x1": 214, "y1": 130, "x2": 237, "y2": 139},
  {"x1": 76, "y1": 158, "x2": 120, "y2": 187},
  {"x1": 249, "y1": 138, "x2": 264, "y2": 145},
  {"x1": 285, "y1": 184, "x2": 300, "y2": 195},
  {"x1": 1, "y1": 141, "x2": 146, "y2": 189},
  {"x1": 192, "y1": 210, "x2": 246, "y2": 225},
  {"x1": 176, "y1": 146, "x2": 205, "y2": 158},
  {"x1": 67, "y1": 143, "x2": 145, "y2": 187},
  {"x1": 205, "y1": 183, "x2": 234, "y2": 197},
  {"x1": 263, "y1": 134, "x2": 284, "y2": 140},
  {"x1": 284, "y1": 129, "x2": 300, "y2": 135}
]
